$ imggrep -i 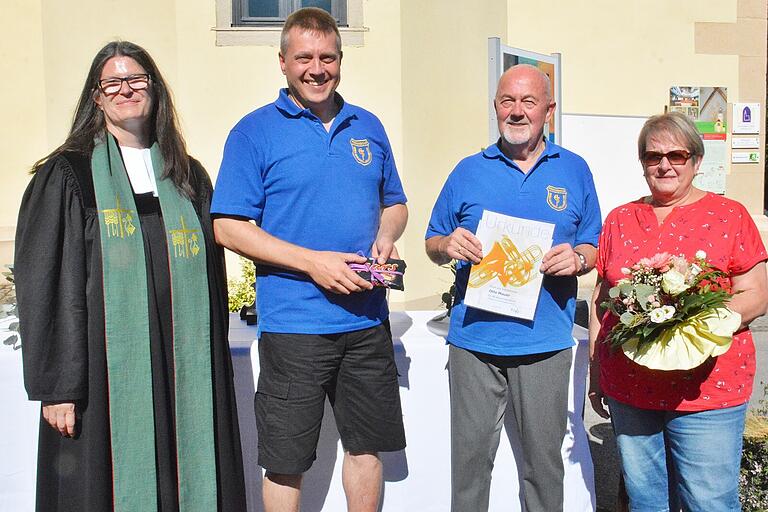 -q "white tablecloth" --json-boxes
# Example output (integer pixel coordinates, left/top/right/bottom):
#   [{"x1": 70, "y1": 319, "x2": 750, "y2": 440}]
[
  {"x1": 0, "y1": 317, "x2": 38, "y2": 512},
  {"x1": 231, "y1": 310, "x2": 596, "y2": 512},
  {"x1": 3, "y1": 311, "x2": 596, "y2": 511}
]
